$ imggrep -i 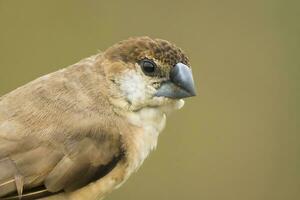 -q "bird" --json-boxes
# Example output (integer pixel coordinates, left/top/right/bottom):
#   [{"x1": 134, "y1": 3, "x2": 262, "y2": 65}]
[{"x1": 0, "y1": 36, "x2": 196, "y2": 200}]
